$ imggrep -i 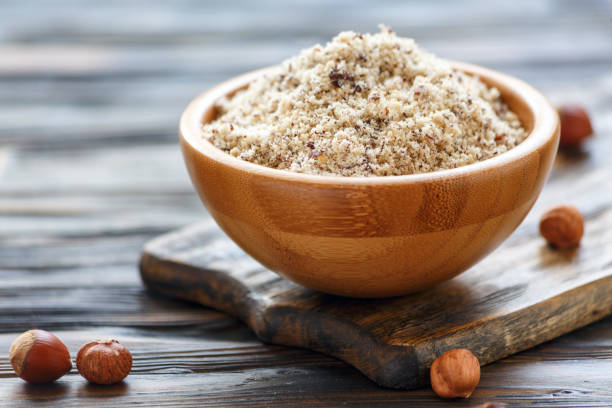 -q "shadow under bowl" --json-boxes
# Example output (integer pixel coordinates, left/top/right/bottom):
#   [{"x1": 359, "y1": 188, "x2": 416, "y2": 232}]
[{"x1": 179, "y1": 61, "x2": 559, "y2": 298}]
